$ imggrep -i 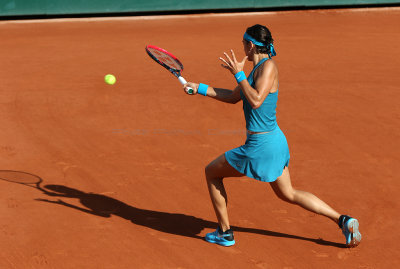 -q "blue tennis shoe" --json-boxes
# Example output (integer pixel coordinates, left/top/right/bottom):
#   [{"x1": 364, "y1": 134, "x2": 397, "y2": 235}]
[
  {"x1": 205, "y1": 227, "x2": 235, "y2": 247},
  {"x1": 339, "y1": 215, "x2": 361, "y2": 247}
]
